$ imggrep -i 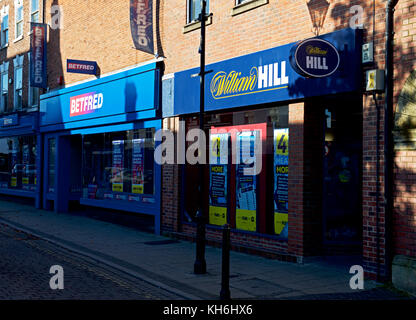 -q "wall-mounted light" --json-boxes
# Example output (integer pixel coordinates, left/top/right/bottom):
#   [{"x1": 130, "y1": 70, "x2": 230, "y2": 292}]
[{"x1": 307, "y1": 0, "x2": 330, "y2": 36}]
